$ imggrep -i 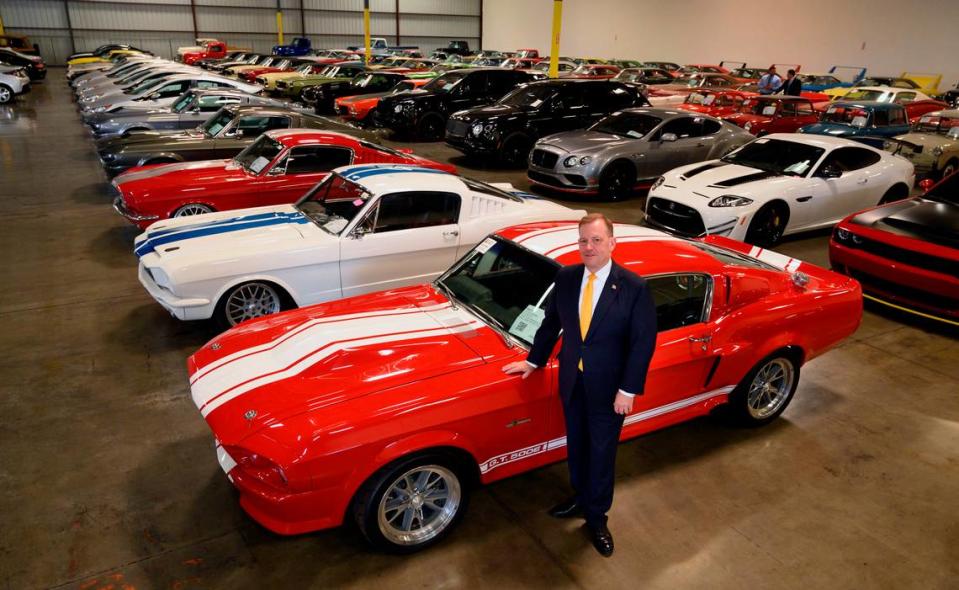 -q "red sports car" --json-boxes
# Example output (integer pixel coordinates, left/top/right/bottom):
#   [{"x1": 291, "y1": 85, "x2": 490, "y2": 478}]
[
  {"x1": 188, "y1": 222, "x2": 861, "y2": 551},
  {"x1": 112, "y1": 130, "x2": 456, "y2": 229},
  {"x1": 335, "y1": 78, "x2": 429, "y2": 125},
  {"x1": 240, "y1": 57, "x2": 307, "y2": 83},
  {"x1": 723, "y1": 95, "x2": 820, "y2": 136},
  {"x1": 676, "y1": 89, "x2": 754, "y2": 117},
  {"x1": 830, "y1": 173, "x2": 959, "y2": 325}
]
